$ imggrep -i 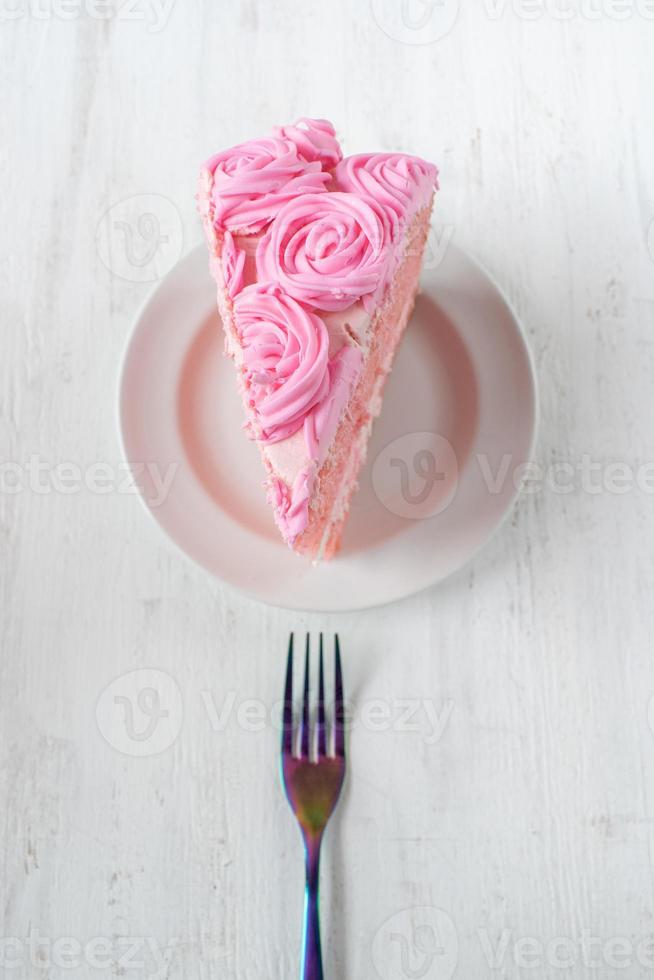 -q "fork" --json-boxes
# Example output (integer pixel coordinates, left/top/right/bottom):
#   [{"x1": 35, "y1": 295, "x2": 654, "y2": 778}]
[{"x1": 281, "y1": 633, "x2": 346, "y2": 980}]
